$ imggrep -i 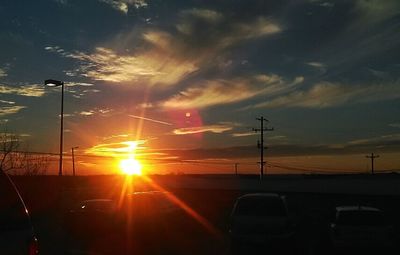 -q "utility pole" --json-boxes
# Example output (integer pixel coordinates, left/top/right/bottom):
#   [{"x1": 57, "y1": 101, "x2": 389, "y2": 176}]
[
  {"x1": 366, "y1": 153, "x2": 379, "y2": 174},
  {"x1": 235, "y1": 163, "x2": 238, "y2": 176},
  {"x1": 72, "y1": 146, "x2": 78, "y2": 176},
  {"x1": 253, "y1": 116, "x2": 274, "y2": 180}
]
